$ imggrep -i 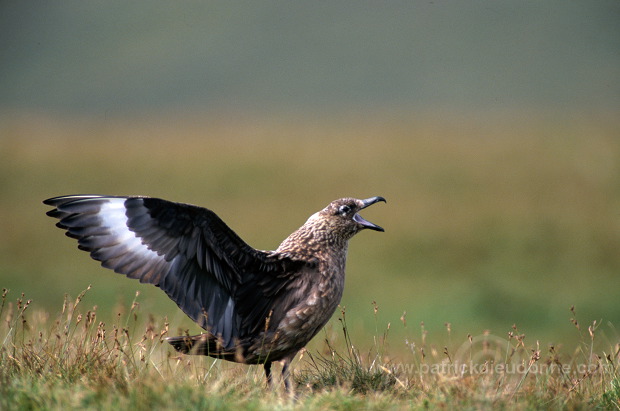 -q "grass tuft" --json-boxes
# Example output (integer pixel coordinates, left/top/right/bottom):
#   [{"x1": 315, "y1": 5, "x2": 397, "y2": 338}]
[{"x1": 295, "y1": 306, "x2": 398, "y2": 394}]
